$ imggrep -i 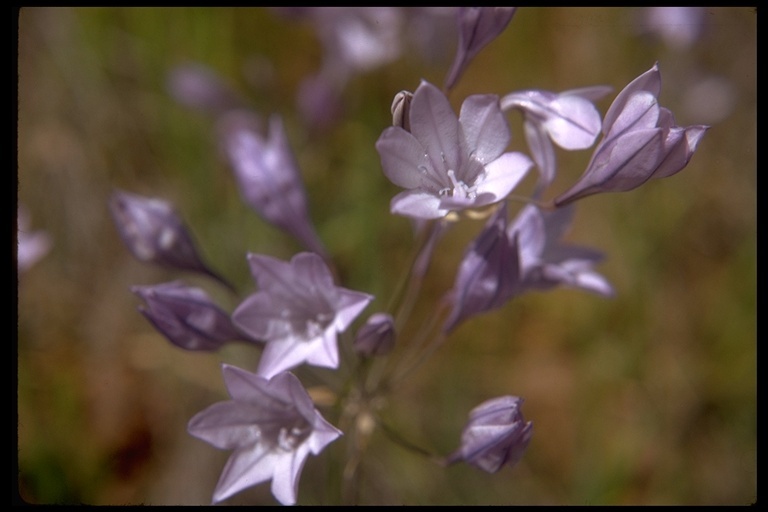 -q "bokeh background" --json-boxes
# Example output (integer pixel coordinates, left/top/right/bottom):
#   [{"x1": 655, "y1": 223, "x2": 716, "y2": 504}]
[{"x1": 16, "y1": 7, "x2": 756, "y2": 505}]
